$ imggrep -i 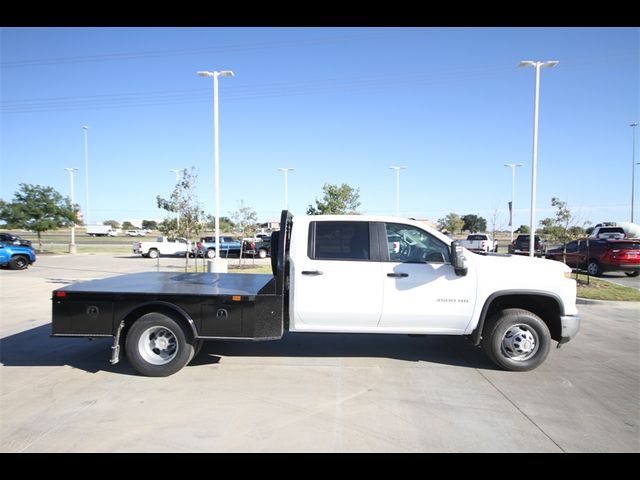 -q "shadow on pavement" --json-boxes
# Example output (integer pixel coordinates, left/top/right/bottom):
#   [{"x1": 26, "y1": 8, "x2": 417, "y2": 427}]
[
  {"x1": 0, "y1": 324, "x2": 136, "y2": 376},
  {"x1": 191, "y1": 332, "x2": 496, "y2": 370},
  {"x1": 1, "y1": 324, "x2": 496, "y2": 375}
]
